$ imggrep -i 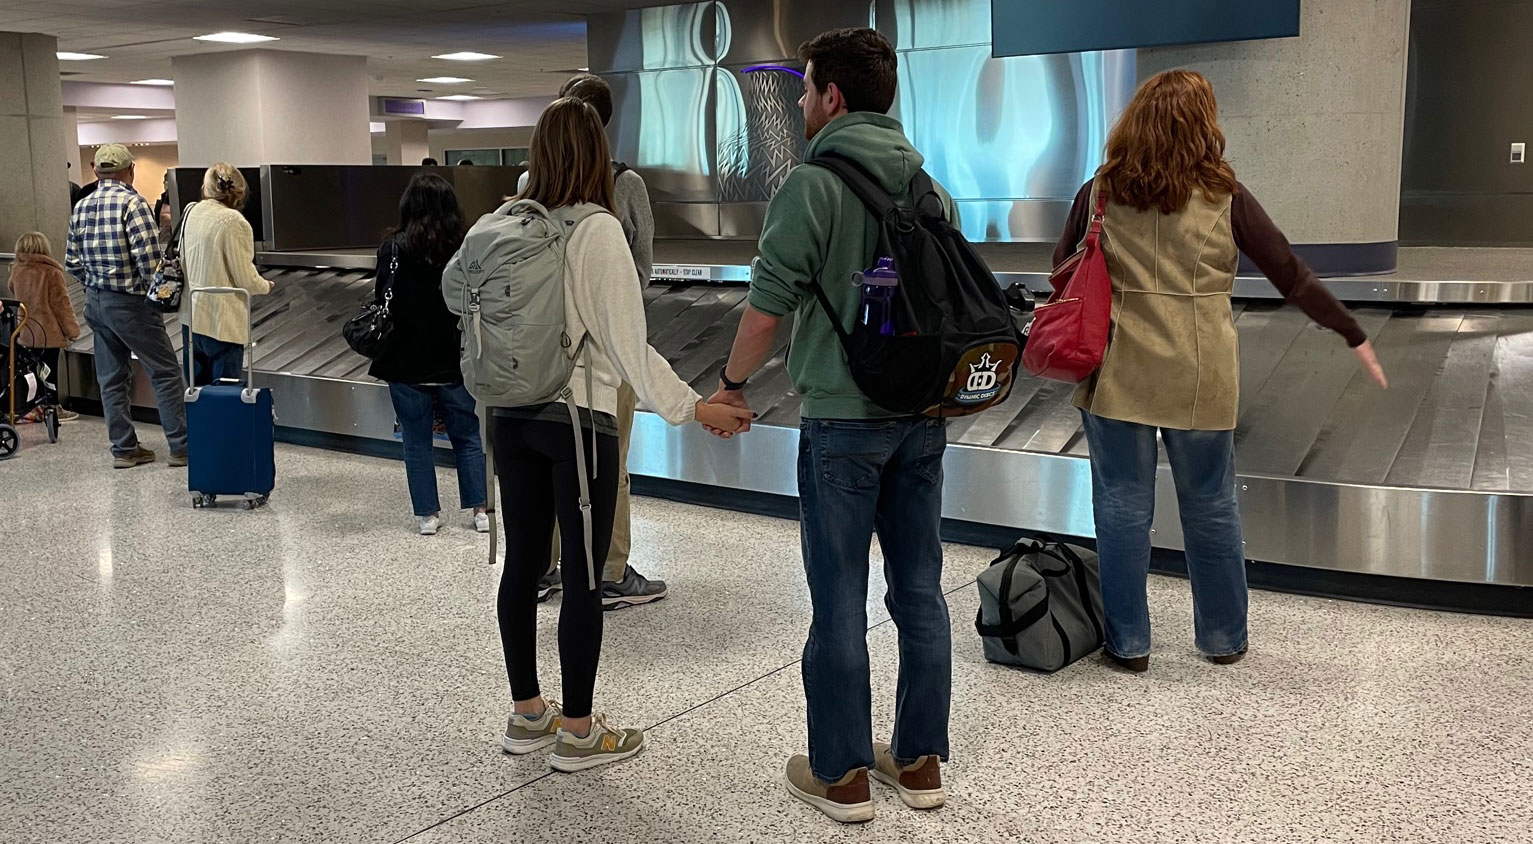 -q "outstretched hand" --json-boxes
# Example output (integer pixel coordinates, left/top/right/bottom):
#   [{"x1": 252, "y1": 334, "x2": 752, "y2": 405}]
[
  {"x1": 696, "y1": 397, "x2": 754, "y2": 439},
  {"x1": 1353, "y1": 341, "x2": 1388, "y2": 390}
]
